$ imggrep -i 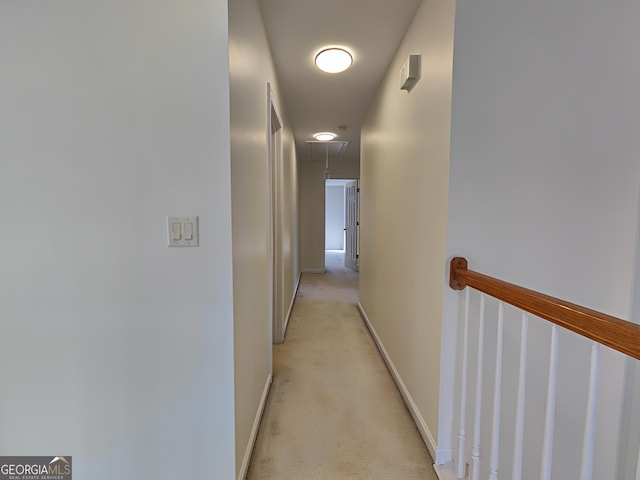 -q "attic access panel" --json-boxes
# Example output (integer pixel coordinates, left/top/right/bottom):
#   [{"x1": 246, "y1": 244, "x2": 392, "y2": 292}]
[{"x1": 306, "y1": 141, "x2": 349, "y2": 161}]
